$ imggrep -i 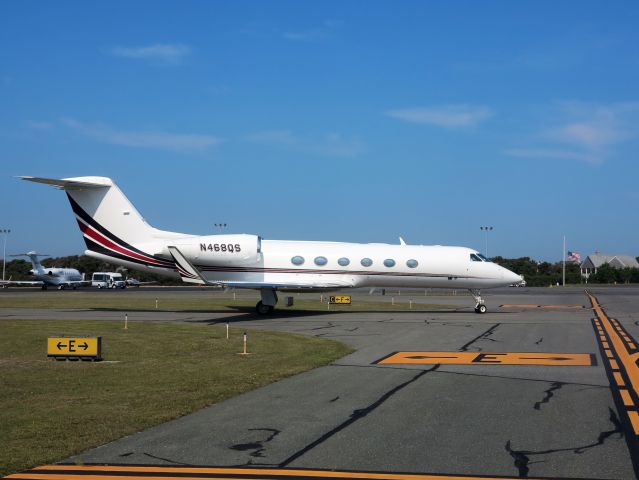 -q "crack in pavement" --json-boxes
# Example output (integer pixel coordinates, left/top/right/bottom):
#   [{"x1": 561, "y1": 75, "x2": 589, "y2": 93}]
[
  {"x1": 505, "y1": 408, "x2": 623, "y2": 477},
  {"x1": 278, "y1": 365, "x2": 440, "y2": 467},
  {"x1": 459, "y1": 323, "x2": 501, "y2": 351},
  {"x1": 309, "y1": 323, "x2": 336, "y2": 331},
  {"x1": 141, "y1": 452, "x2": 190, "y2": 465},
  {"x1": 533, "y1": 382, "x2": 565, "y2": 411},
  {"x1": 535, "y1": 337, "x2": 543, "y2": 345},
  {"x1": 229, "y1": 428, "x2": 281, "y2": 458}
]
